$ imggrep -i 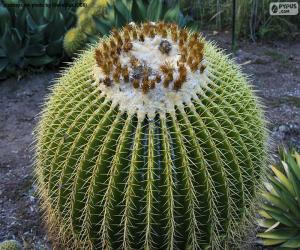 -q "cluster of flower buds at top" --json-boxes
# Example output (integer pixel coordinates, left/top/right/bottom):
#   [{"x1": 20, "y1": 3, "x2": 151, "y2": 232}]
[{"x1": 94, "y1": 22, "x2": 206, "y2": 93}]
